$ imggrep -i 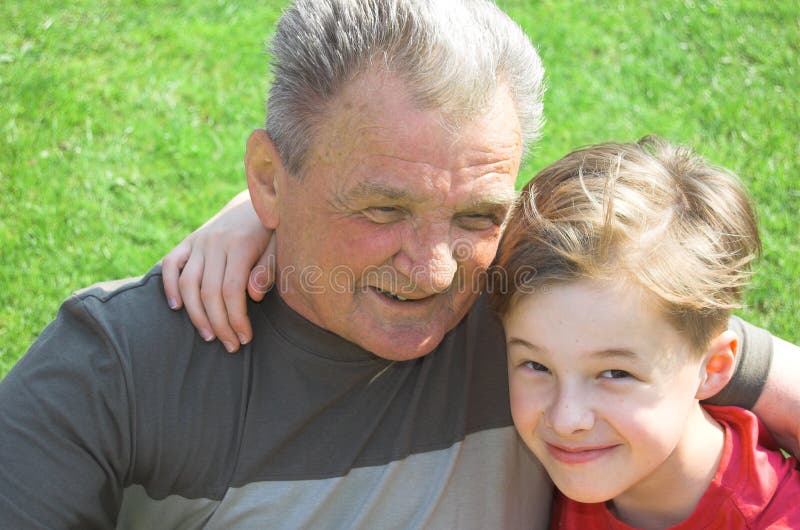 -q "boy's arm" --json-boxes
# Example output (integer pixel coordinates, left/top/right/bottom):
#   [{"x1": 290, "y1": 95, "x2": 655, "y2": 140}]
[
  {"x1": 162, "y1": 189, "x2": 274, "y2": 353},
  {"x1": 752, "y1": 335, "x2": 800, "y2": 456}
]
